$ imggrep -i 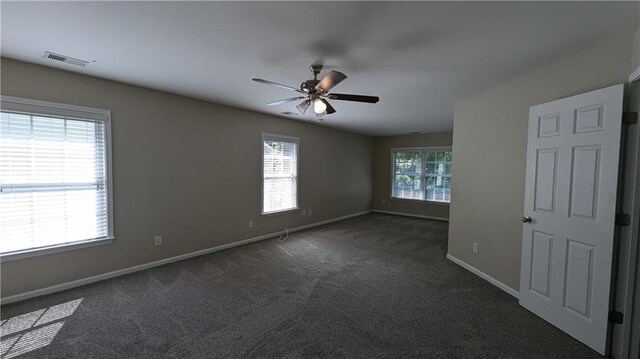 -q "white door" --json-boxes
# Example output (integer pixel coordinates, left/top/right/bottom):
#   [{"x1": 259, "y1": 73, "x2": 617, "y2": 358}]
[{"x1": 519, "y1": 84, "x2": 624, "y2": 355}]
